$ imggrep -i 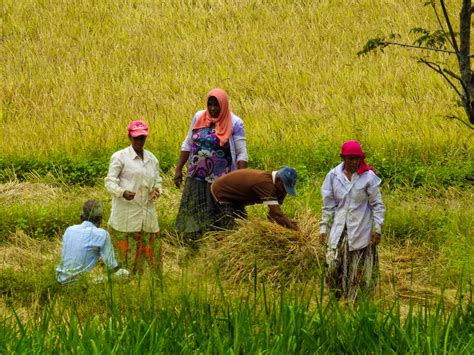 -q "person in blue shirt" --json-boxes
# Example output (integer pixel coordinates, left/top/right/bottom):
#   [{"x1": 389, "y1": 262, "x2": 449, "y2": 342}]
[{"x1": 56, "y1": 200, "x2": 129, "y2": 284}]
